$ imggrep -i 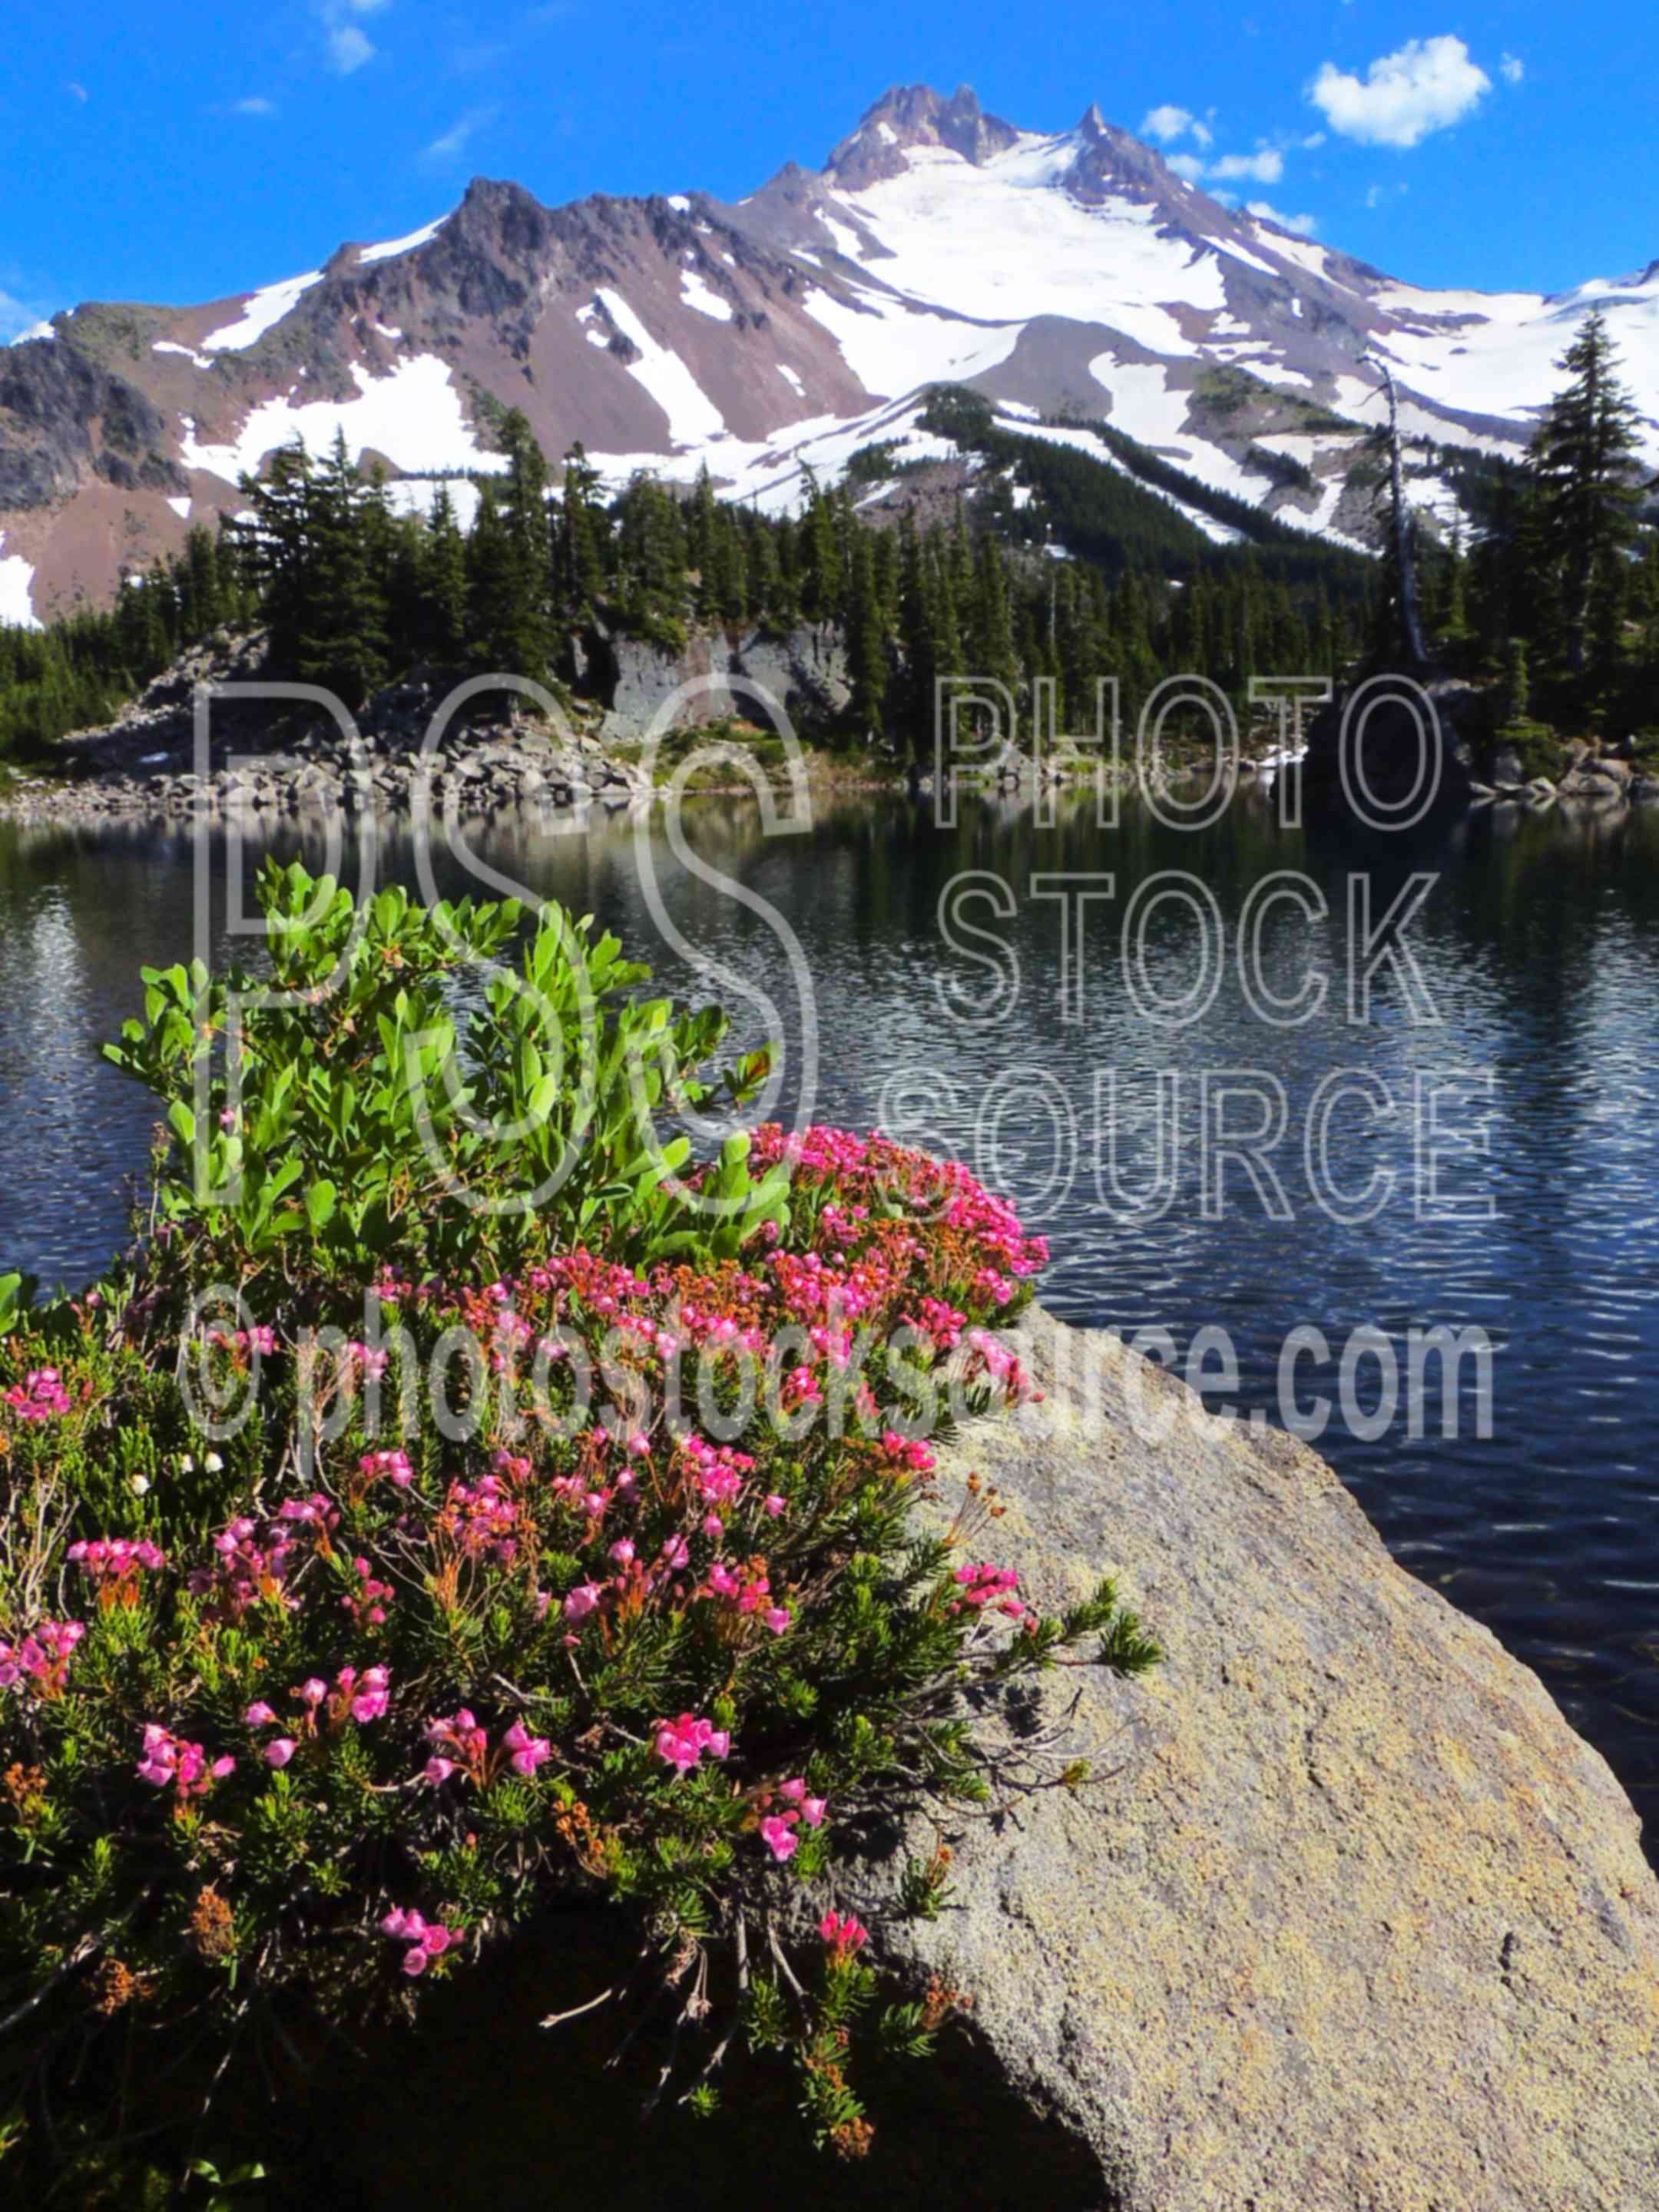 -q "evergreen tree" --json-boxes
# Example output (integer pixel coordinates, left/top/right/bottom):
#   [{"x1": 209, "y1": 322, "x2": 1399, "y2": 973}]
[
  {"x1": 424, "y1": 485, "x2": 469, "y2": 664},
  {"x1": 1530, "y1": 312, "x2": 1644, "y2": 672},
  {"x1": 495, "y1": 409, "x2": 554, "y2": 680}
]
